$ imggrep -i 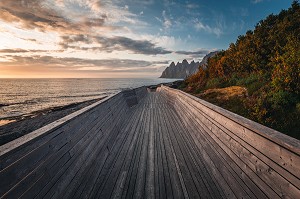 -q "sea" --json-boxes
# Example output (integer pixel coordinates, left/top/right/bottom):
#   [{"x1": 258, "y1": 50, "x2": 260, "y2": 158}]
[{"x1": 0, "y1": 78, "x2": 178, "y2": 120}]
